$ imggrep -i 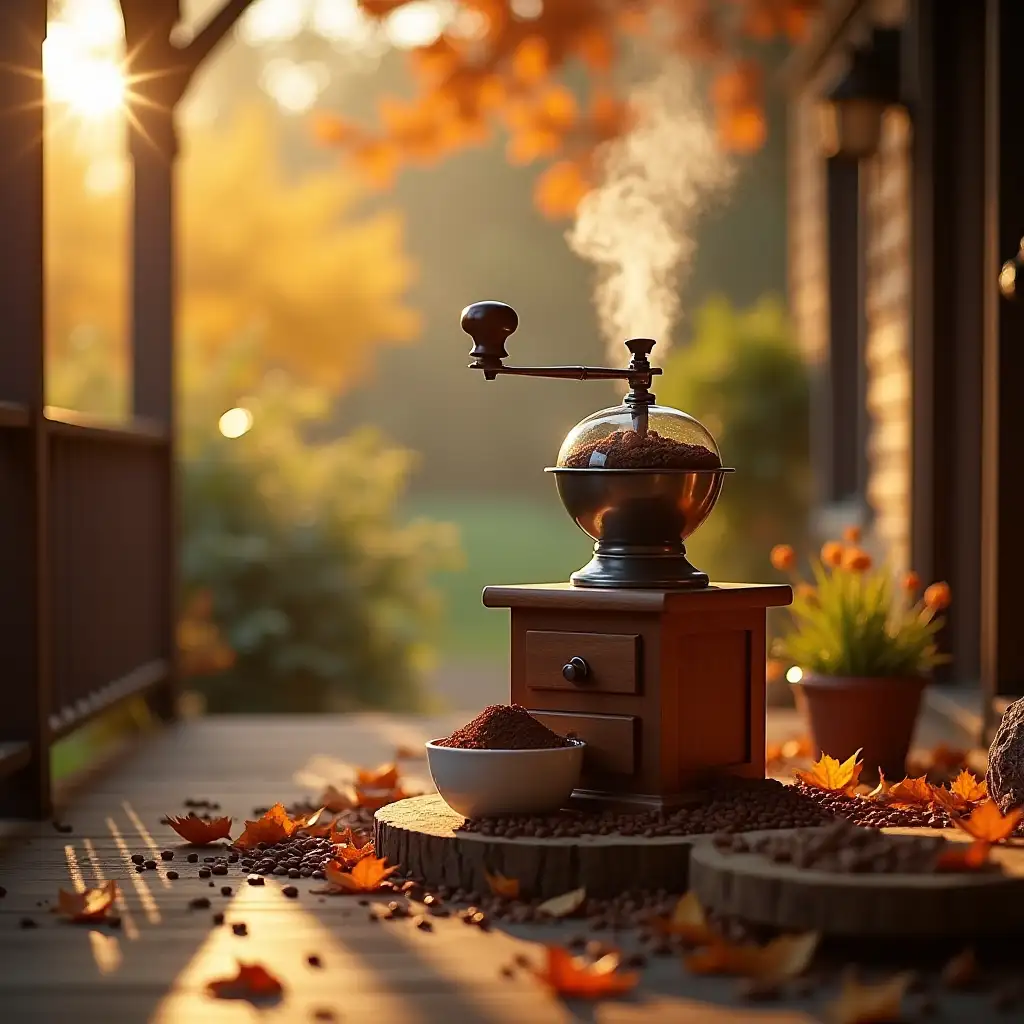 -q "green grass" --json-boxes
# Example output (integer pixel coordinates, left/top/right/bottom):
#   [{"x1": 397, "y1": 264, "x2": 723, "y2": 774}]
[{"x1": 407, "y1": 493, "x2": 591, "y2": 662}]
